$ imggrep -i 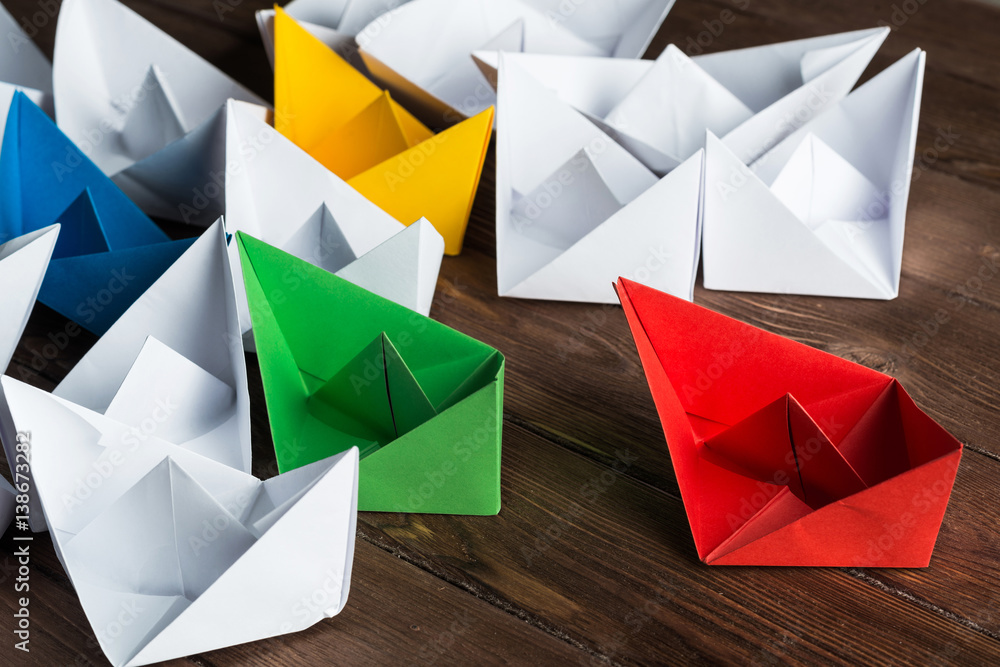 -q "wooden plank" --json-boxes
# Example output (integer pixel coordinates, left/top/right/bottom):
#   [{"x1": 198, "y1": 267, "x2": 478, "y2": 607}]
[
  {"x1": 402, "y1": 169, "x2": 1000, "y2": 654},
  {"x1": 205, "y1": 540, "x2": 589, "y2": 666},
  {"x1": 0, "y1": 523, "x2": 585, "y2": 666},
  {"x1": 13, "y1": 173, "x2": 993, "y2": 664},
  {"x1": 357, "y1": 422, "x2": 1000, "y2": 665},
  {"x1": 0, "y1": 533, "x2": 104, "y2": 666},
  {"x1": 0, "y1": 0, "x2": 998, "y2": 663},
  {"x1": 850, "y1": 451, "x2": 1000, "y2": 636}
]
